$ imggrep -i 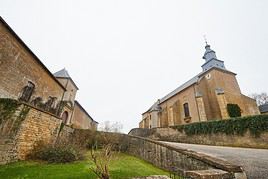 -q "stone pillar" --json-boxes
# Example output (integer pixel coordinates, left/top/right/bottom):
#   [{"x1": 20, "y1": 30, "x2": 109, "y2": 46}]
[
  {"x1": 215, "y1": 88, "x2": 229, "y2": 119},
  {"x1": 196, "y1": 96, "x2": 207, "y2": 122}
]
